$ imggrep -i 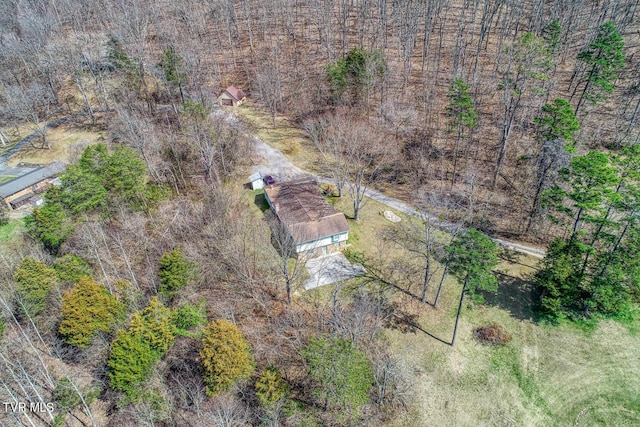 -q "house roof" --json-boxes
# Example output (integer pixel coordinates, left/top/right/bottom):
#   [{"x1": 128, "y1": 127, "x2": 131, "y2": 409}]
[
  {"x1": 0, "y1": 161, "x2": 66, "y2": 198},
  {"x1": 265, "y1": 179, "x2": 349, "y2": 244},
  {"x1": 224, "y1": 85, "x2": 246, "y2": 101}
]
